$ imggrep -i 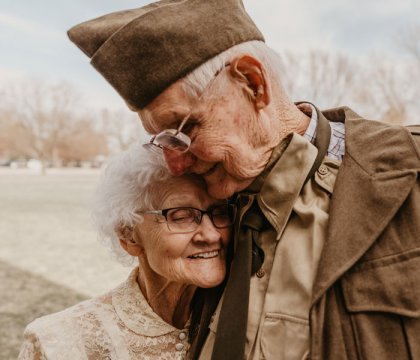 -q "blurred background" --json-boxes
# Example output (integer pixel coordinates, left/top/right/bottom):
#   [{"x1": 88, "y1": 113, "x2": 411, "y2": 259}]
[{"x1": 0, "y1": 0, "x2": 419, "y2": 358}]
